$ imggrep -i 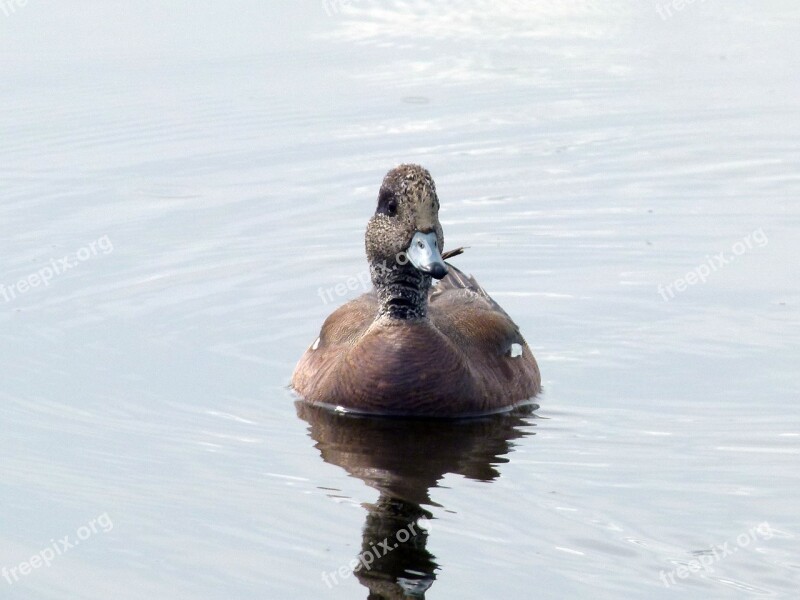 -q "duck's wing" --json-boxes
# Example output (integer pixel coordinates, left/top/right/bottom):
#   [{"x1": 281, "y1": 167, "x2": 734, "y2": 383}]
[
  {"x1": 291, "y1": 290, "x2": 380, "y2": 397},
  {"x1": 428, "y1": 255, "x2": 541, "y2": 400},
  {"x1": 314, "y1": 290, "x2": 380, "y2": 348},
  {"x1": 429, "y1": 256, "x2": 512, "y2": 321}
]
